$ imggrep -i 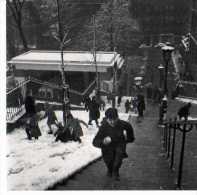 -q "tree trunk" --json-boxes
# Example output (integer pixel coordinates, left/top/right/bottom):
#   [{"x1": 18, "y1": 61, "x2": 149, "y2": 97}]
[{"x1": 18, "y1": 21, "x2": 28, "y2": 51}]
